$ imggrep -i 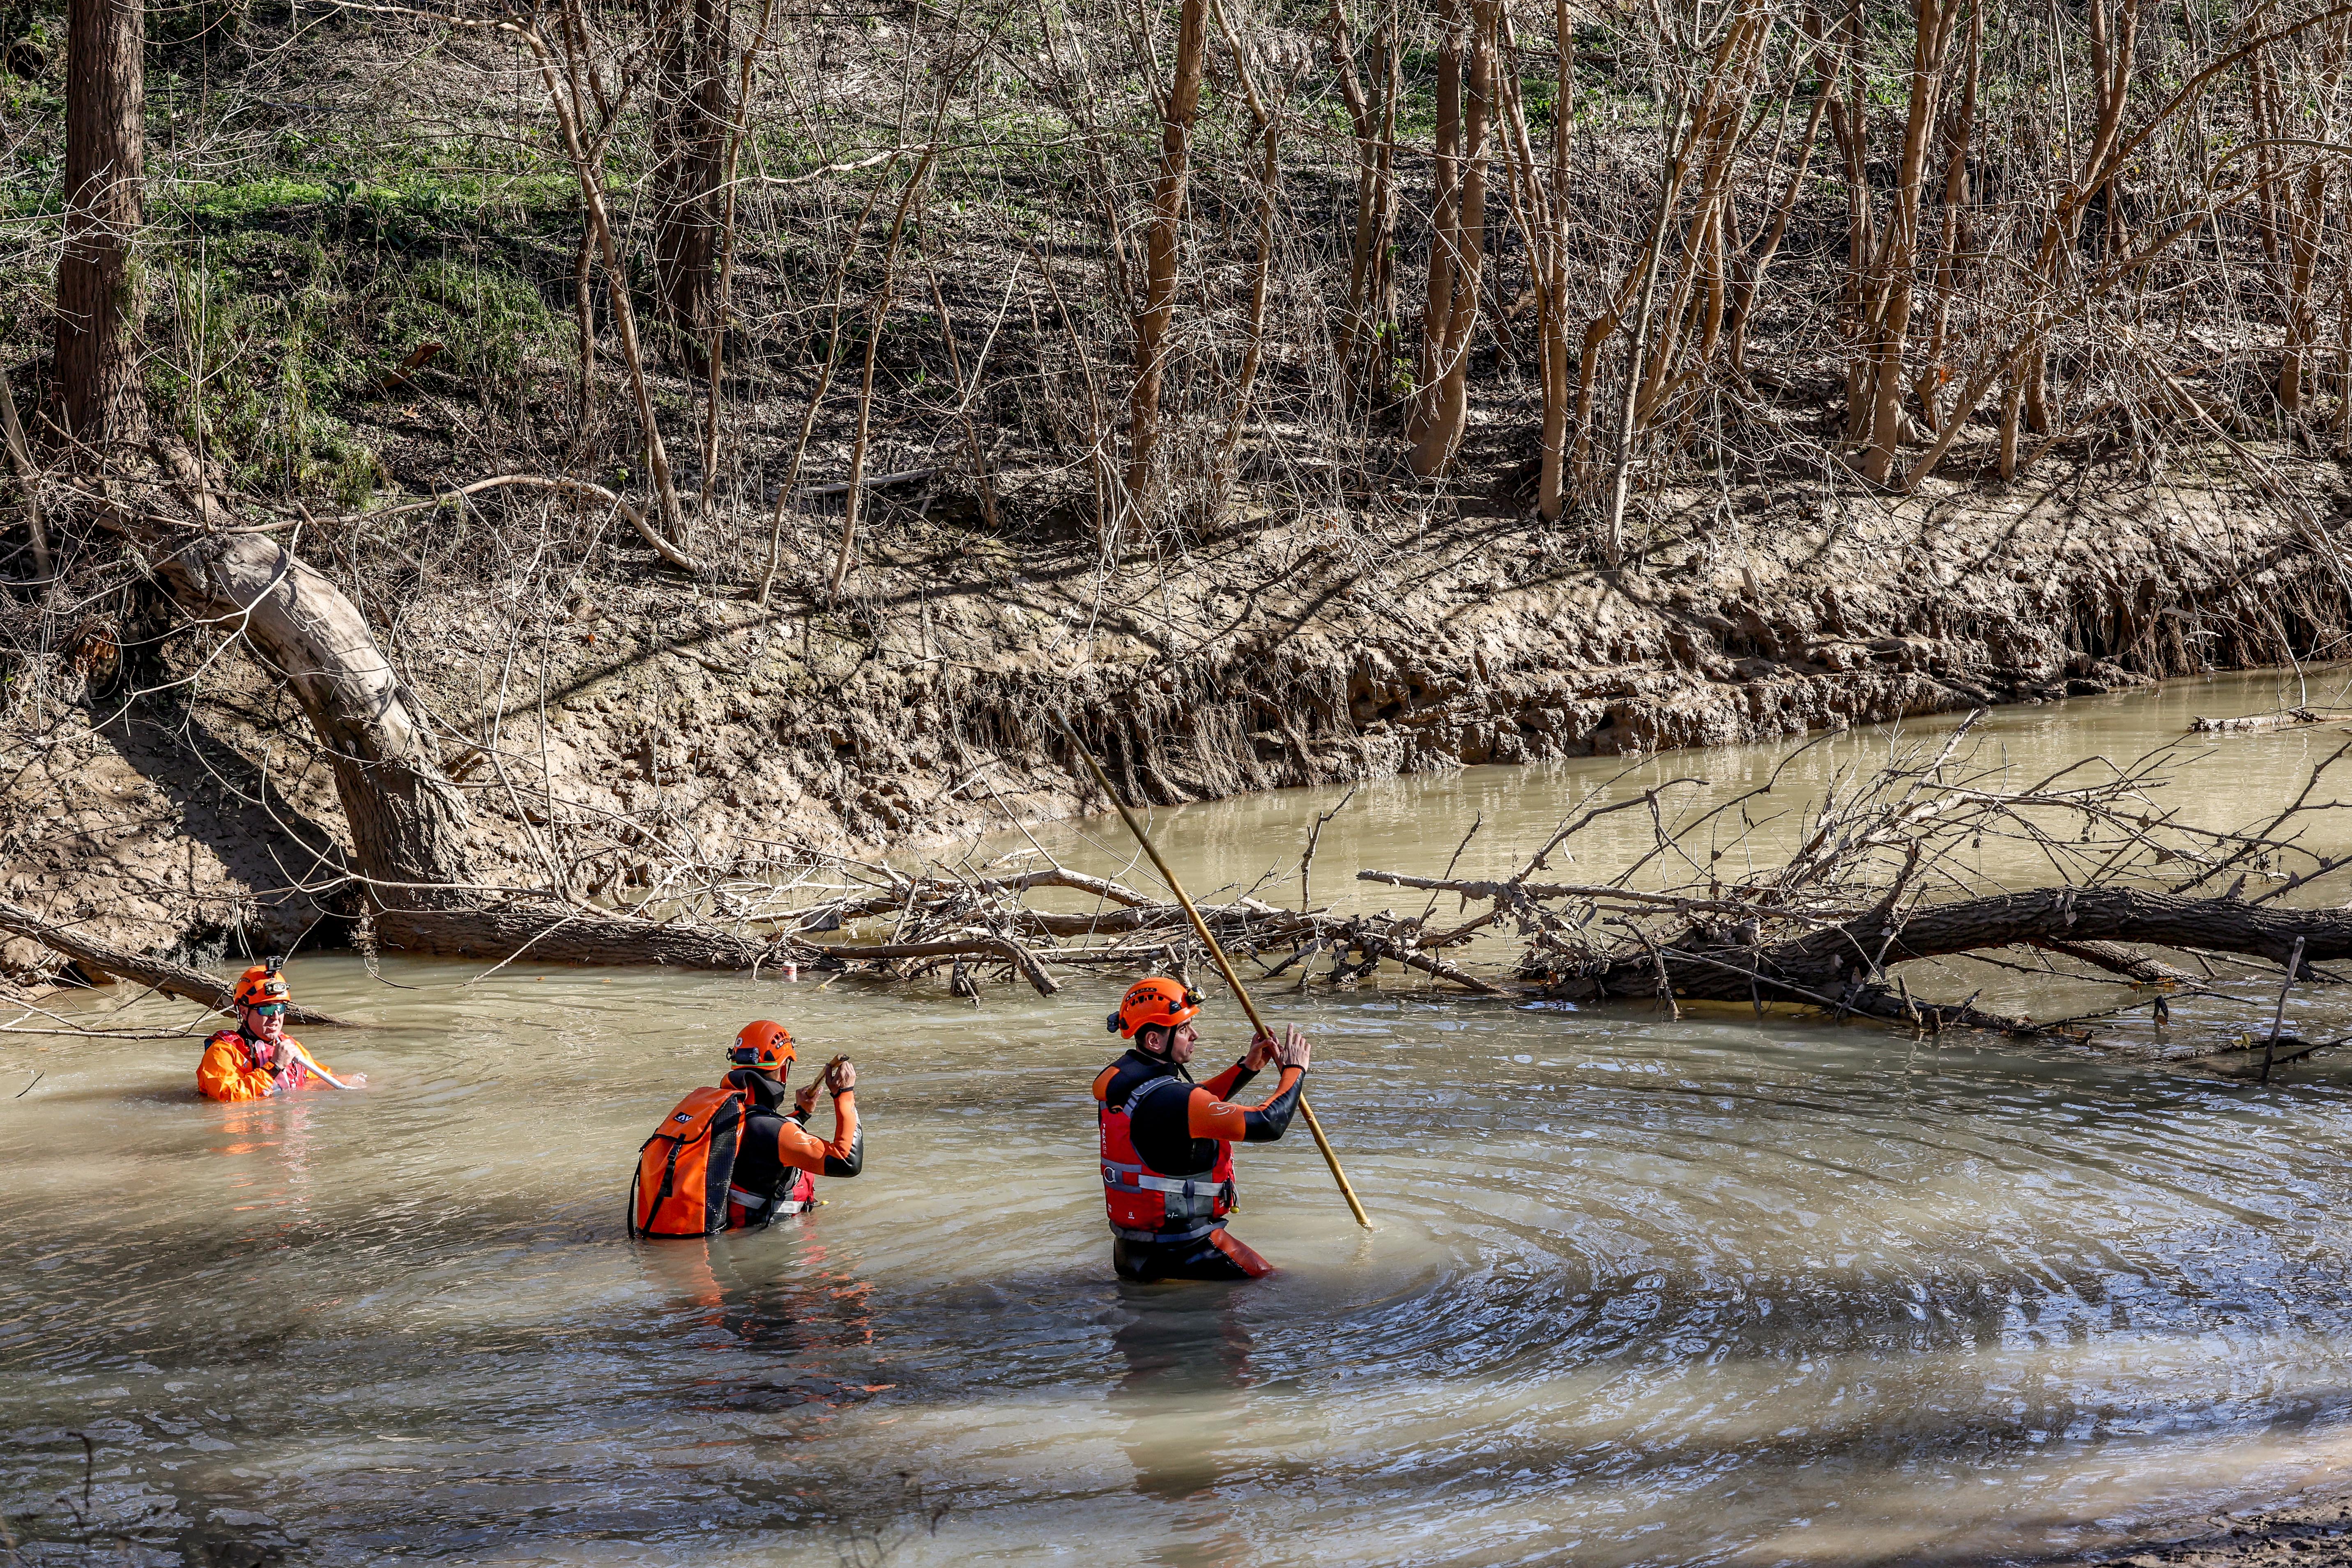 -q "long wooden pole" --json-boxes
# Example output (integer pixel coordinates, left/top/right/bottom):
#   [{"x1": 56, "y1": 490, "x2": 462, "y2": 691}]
[{"x1": 1055, "y1": 718, "x2": 1373, "y2": 1230}]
